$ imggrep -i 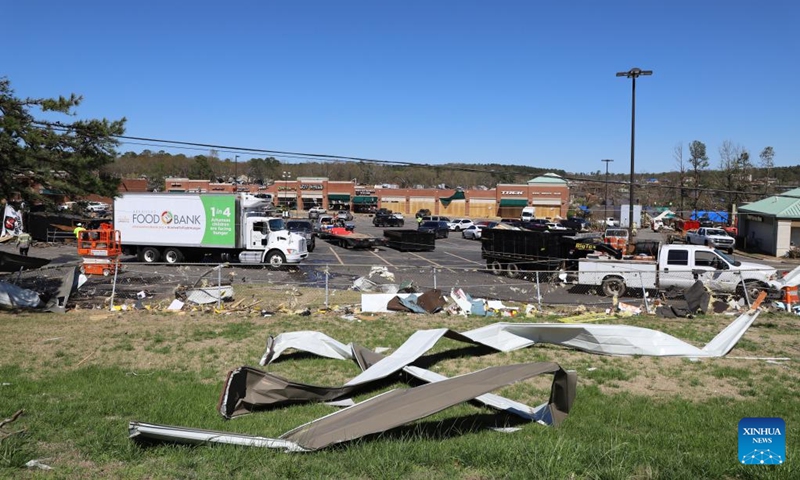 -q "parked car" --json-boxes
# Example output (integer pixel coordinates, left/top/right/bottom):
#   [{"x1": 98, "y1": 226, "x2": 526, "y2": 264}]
[
  {"x1": 546, "y1": 222, "x2": 567, "y2": 231},
  {"x1": 308, "y1": 206, "x2": 326, "y2": 219},
  {"x1": 336, "y1": 210, "x2": 354, "y2": 221},
  {"x1": 373, "y1": 210, "x2": 404, "y2": 227},
  {"x1": 448, "y1": 218, "x2": 474, "y2": 231},
  {"x1": 418, "y1": 220, "x2": 450, "y2": 238},
  {"x1": 85, "y1": 201, "x2": 110, "y2": 213},
  {"x1": 462, "y1": 224, "x2": 485, "y2": 240},
  {"x1": 522, "y1": 219, "x2": 549, "y2": 230},
  {"x1": 560, "y1": 217, "x2": 590, "y2": 231},
  {"x1": 286, "y1": 220, "x2": 316, "y2": 252},
  {"x1": 421, "y1": 215, "x2": 451, "y2": 223}
]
